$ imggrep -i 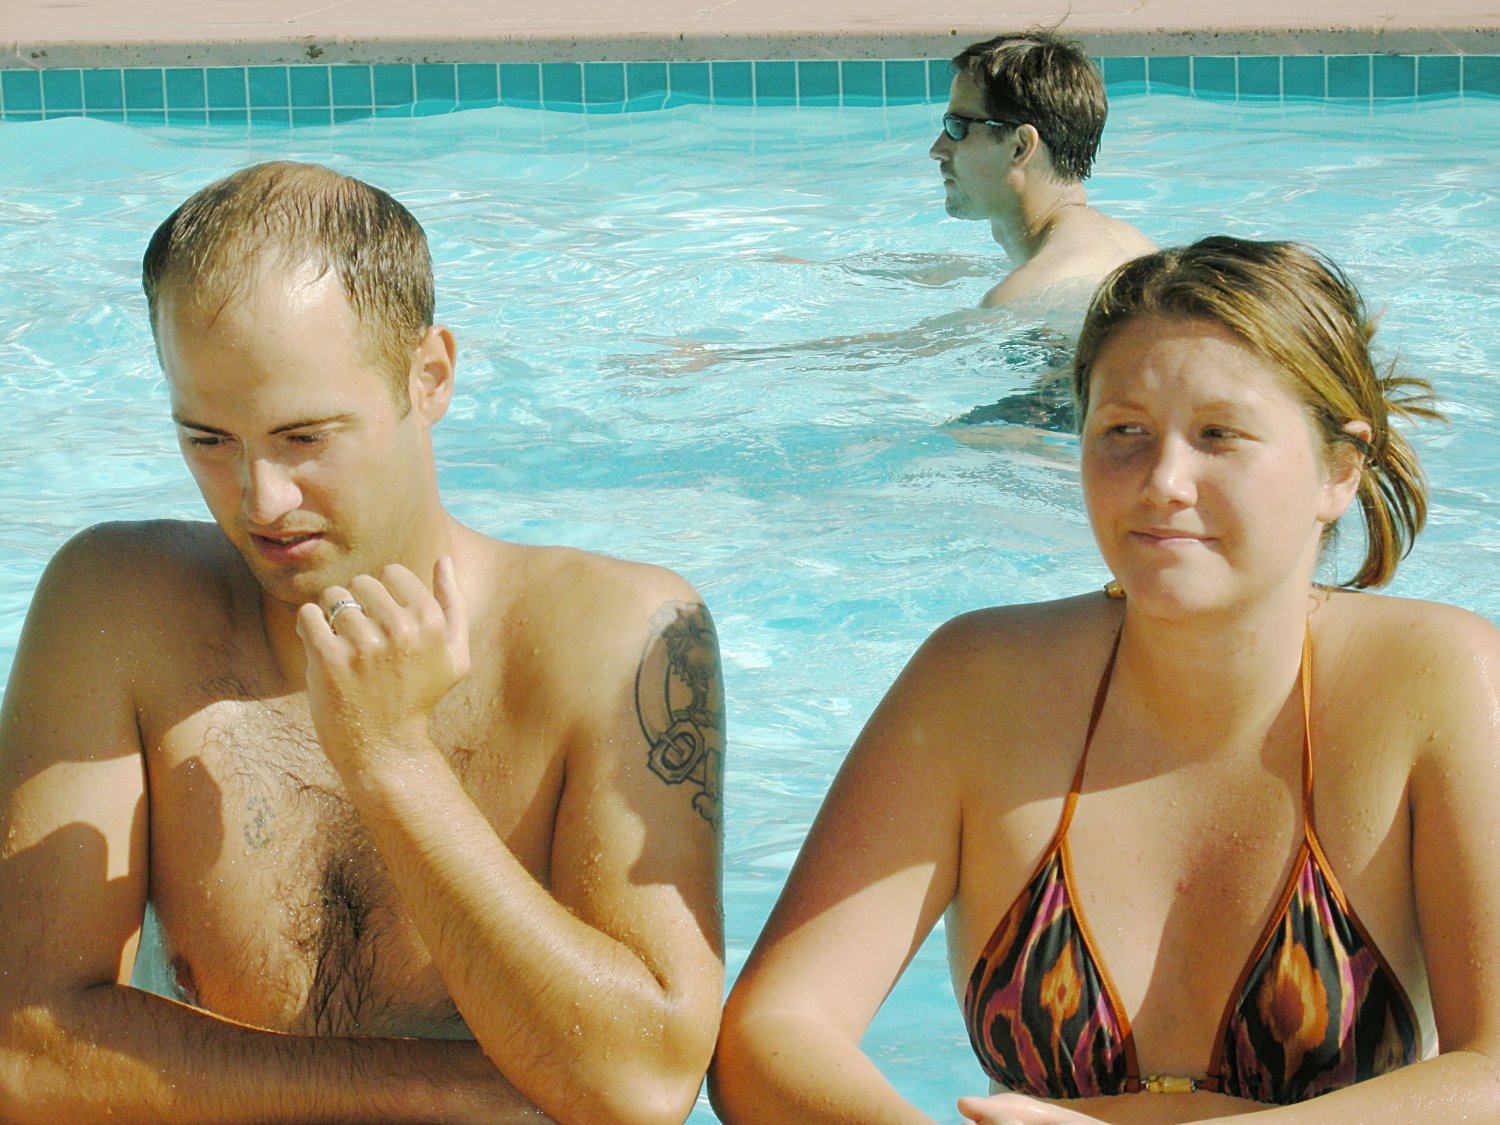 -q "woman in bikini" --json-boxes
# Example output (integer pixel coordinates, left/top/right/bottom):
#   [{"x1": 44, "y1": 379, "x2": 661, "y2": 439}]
[{"x1": 711, "y1": 237, "x2": 1500, "y2": 1124}]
